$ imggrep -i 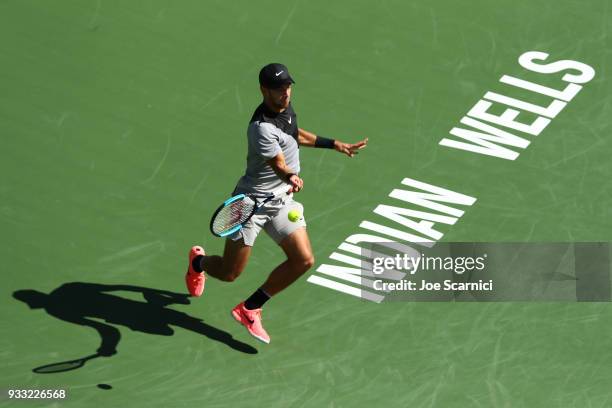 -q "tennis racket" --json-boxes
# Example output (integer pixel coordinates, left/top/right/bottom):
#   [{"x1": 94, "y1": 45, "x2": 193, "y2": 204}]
[
  {"x1": 33, "y1": 353, "x2": 100, "y2": 374},
  {"x1": 210, "y1": 187, "x2": 289, "y2": 237}
]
